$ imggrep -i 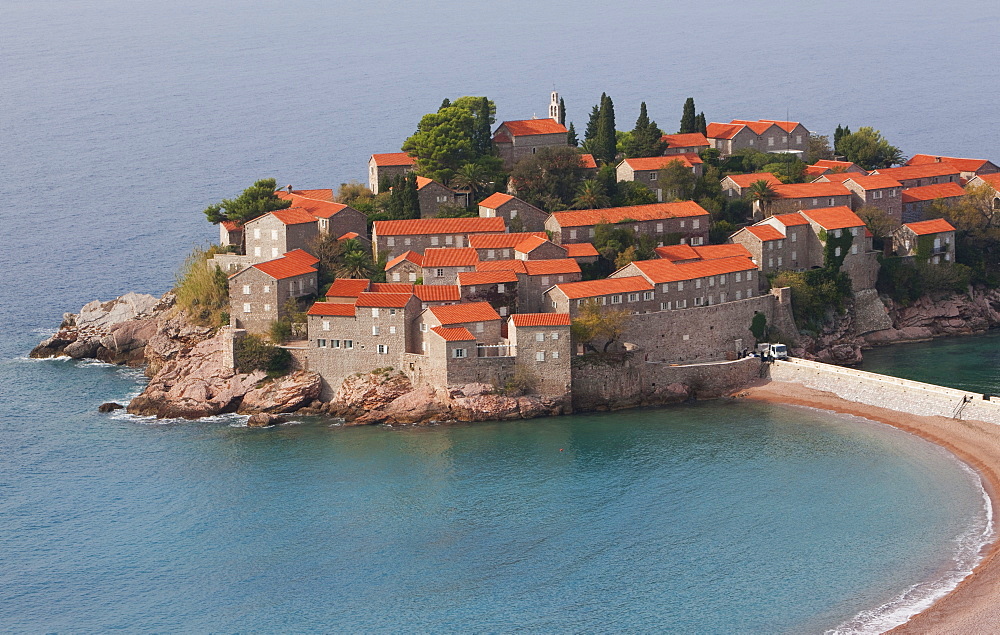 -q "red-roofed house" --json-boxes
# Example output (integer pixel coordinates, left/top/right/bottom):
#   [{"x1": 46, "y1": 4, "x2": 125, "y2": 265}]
[
  {"x1": 834, "y1": 174, "x2": 903, "y2": 224},
  {"x1": 661, "y1": 133, "x2": 710, "y2": 156},
  {"x1": 325, "y1": 278, "x2": 372, "y2": 303},
  {"x1": 806, "y1": 160, "x2": 866, "y2": 178},
  {"x1": 229, "y1": 252, "x2": 319, "y2": 334},
  {"x1": 766, "y1": 182, "x2": 853, "y2": 215},
  {"x1": 893, "y1": 219, "x2": 956, "y2": 264},
  {"x1": 514, "y1": 236, "x2": 568, "y2": 261},
  {"x1": 385, "y1": 250, "x2": 423, "y2": 283},
  {"x1": 243, "y1": 207, "x2": 319, "y2": 262},
  {"x1": 901, "y1": 182, "x2": 966, "y2": 223},
  {"x1": 545, "y1": 201, "x2": 710, "y2": 246},
  {"x1": 414, "y1": 284, "x2": 461, "y2": 309},
  {"x1": 729, "y1": 223, "x2": 797, "y2": 275},
  {"x1": 800, "y1": 207, "x2": 878, "y2": 289},
  {"x1": 418, "y1": 302, "x2": 504, "y2": 350},
  {"x1": 966, "y1": 173, "x2": 1000, "y2": 209},
  {"x1": 616, "y1": 155, "x2": 704, "y2": 201},
  {"x1": 457, "y1": 270, "x2": 519, "y2": 316},
  {"x1": 421, "y1": 248, "x2": 480, "y2": 285},
  {"x1": 519, "y1": 259, "x2": 583, "y2": 313},
  {"x1": 720, "y1": 172, "x2": 783, "y2": 199},
  {"x1": 492, "y1": 118, "x2": 569, "y2": 168},
  {"x1": 372, "y1": 216, "x2": 507, "y2": 260},
  {"x1": 369, "y1": 152, "x2": 415, "y2": 194},
  {"x1": 612, "y1": 257, "x2": 760, "y2": 310},
  {"x1": 469, "y1": 232, "x2": 548, "y2": 260},
  {"x1": 563, "y1": 242, "x2": 600, "y2": 265},
  {"x1": 707, "y1": 119, "x2": 809, "y2": 157},
  {"x1": 276, "y1": 190, "x2": 368, "y2": 239},
  {"x1": 478, "y1": 192, "x2": 548, "y2": 232},
  {"x1": 506, "y1": 314, "x2": 572, "y2": 396},
  {"x1": 870, "y1": 164, "x2": 963, "y2": 189},
  {"x1": 219, "y1": 220, "x2": 243, "y2": 250},
  {"x1": 543, "y1": 276, "x2": 656, "y2": 317},
  {"x1": 905, "y1": 155, "x2": 999, "y2": 180},
  {"x1": 415, "y1": 176, "x2": 464, "y2": 218}
]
